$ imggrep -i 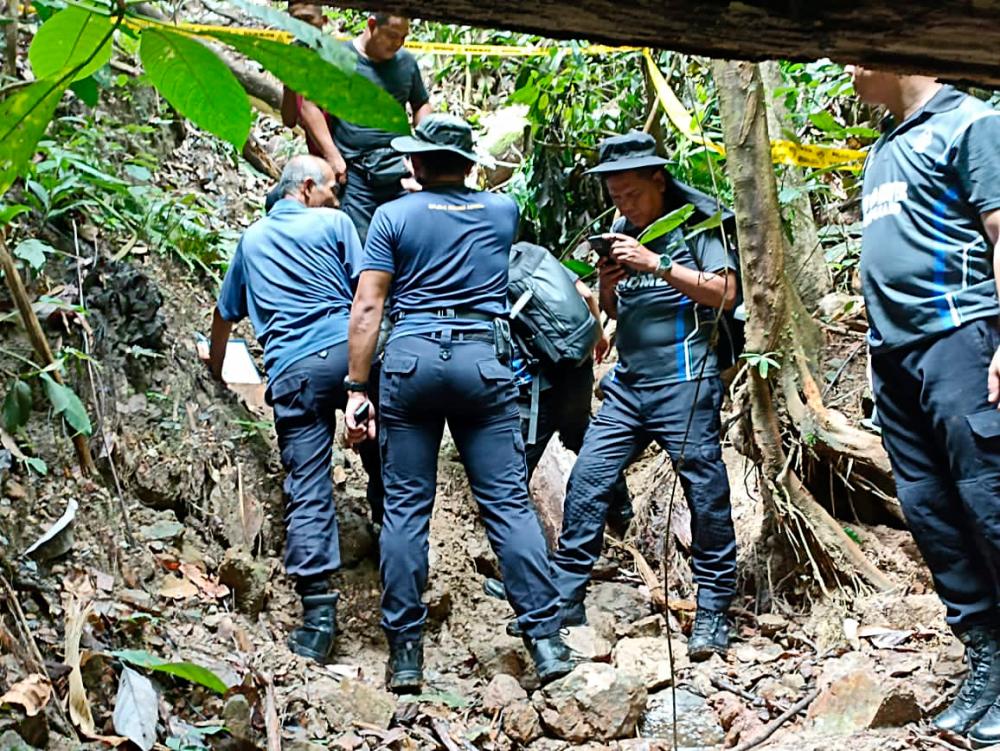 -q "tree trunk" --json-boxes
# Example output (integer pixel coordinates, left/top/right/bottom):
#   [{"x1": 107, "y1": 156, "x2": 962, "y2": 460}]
[
  {"x1": 759, "y1": 61, "x2": 832, "y2": 313},
  {"x1": 713, "y1": 59, "x2": 891, "y2": 594}
]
